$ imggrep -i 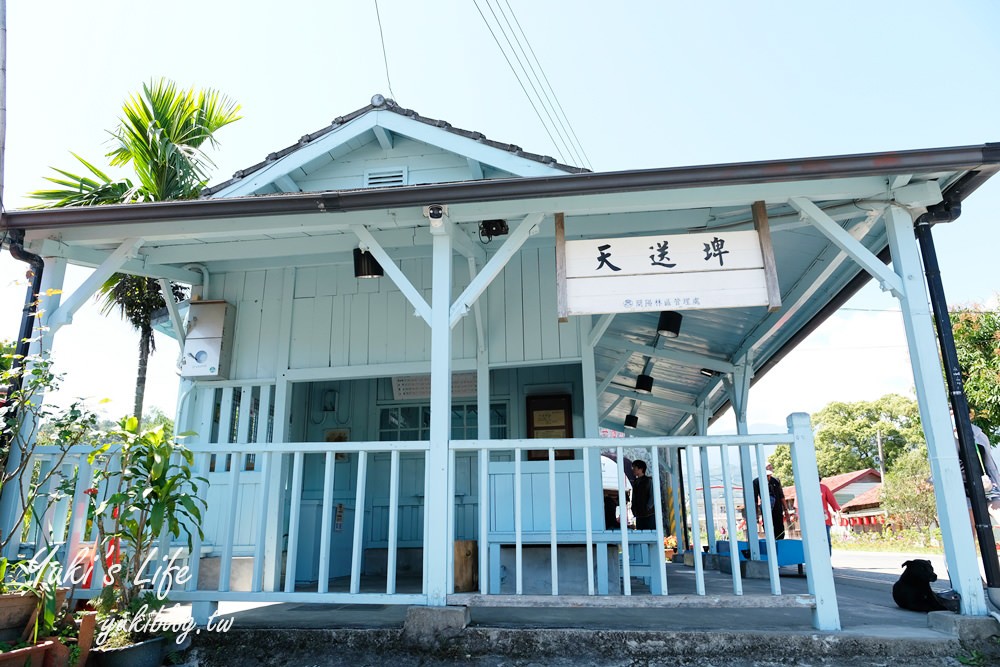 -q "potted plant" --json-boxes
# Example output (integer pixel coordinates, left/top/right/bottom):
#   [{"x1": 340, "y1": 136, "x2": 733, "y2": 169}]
[
  {"x1": 86, "y1": 417, "x2": 205, "y2": 667},
  {"x1": 663, "y1": 535, "x2": 678, "y2": 561}
]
